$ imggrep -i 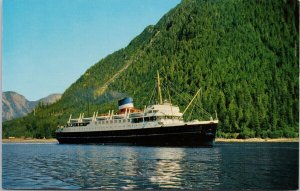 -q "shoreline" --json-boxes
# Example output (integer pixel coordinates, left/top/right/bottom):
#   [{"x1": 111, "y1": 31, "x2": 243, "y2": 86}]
[
  {"x1": 2, "y1": 138, "x2": 58, "y2": 143},
  {"x1": 215, "y1": 138, "x2": 299, "y2": 143},
  {"x1": 2, "y1": 137, "x2": 298, "y2": 143}
]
